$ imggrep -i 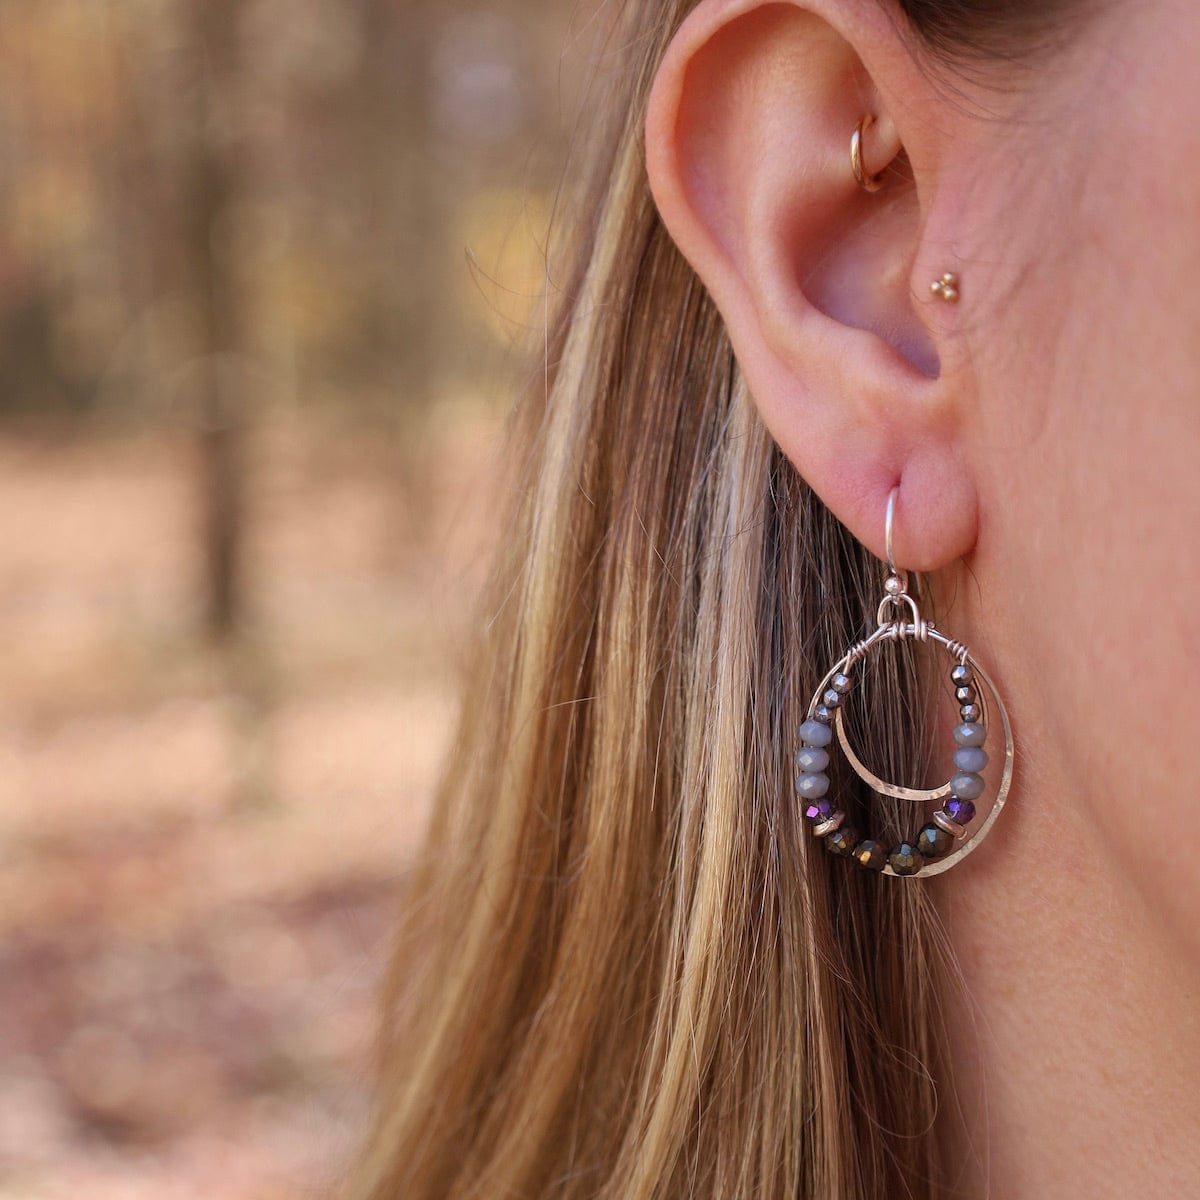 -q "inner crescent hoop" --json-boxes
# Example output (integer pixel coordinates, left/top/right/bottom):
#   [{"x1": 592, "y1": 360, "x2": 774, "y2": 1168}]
[{"x1": 806, "y1": 622, "x2": 1015, "y2": 878}]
